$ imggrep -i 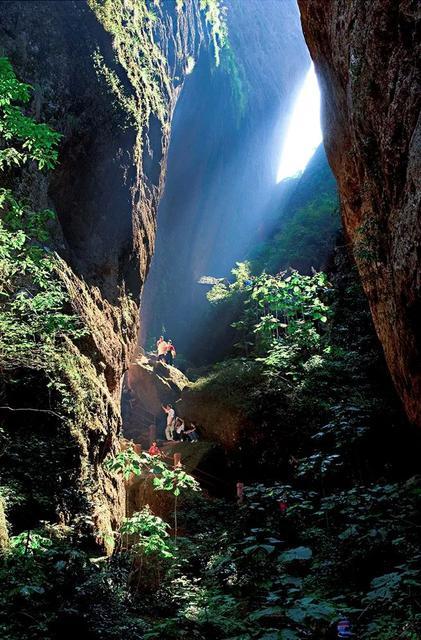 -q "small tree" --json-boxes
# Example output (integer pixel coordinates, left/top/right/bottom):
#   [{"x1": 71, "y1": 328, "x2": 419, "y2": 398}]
[{"x1": 105, "y1": 446, "x2": 200, "y2": 545}]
